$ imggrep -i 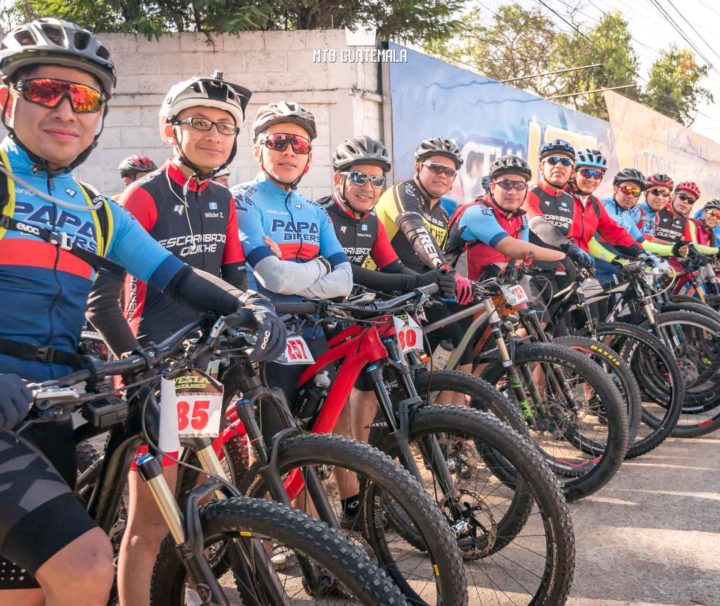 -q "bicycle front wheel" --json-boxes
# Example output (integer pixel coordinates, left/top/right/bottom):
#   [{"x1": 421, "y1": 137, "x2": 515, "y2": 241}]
[{"x1": 150, "y1": 497, "x2": 408, "y2": 605}]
